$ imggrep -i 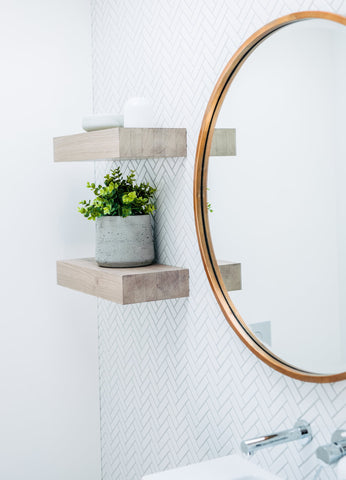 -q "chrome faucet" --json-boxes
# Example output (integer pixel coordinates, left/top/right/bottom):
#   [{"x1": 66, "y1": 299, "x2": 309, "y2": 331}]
[
  {"x1": 316, "y1": 430, "x2": 346, "y2": 464},
  {"x1": 241, "y1": 419, "x2": 312, "y2": 456}
]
